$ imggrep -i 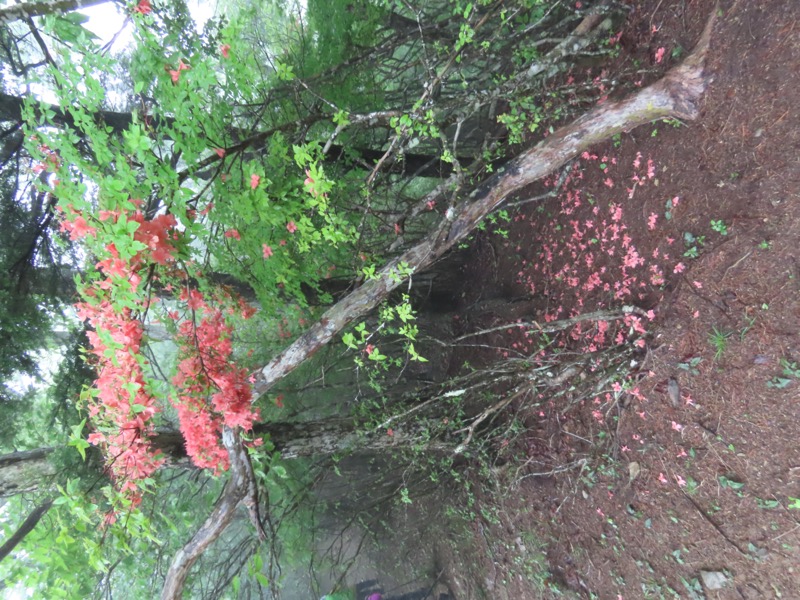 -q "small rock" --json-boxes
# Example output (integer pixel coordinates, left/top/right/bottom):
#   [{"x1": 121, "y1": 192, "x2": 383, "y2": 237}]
[
  {"x1": 700, "y1": 570, "x2": 729, "y2": 590},
  {"x1": 628, "y1": 461, "x2": 641, "y2": 483},
  {"x1": 667, "y1": 377, "x2": 681, "y2": 407},
  {"x1": 753, "y1": 354, "x2": 770, "y2": 365}
]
